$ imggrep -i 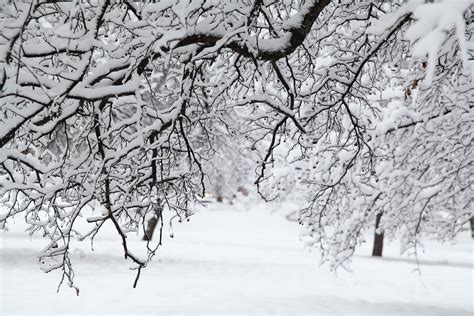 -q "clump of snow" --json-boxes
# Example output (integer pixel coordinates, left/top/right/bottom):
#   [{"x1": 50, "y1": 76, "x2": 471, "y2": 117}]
[{"x1": 404, "y1": 0, "x2": 473, "y2": 84}]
